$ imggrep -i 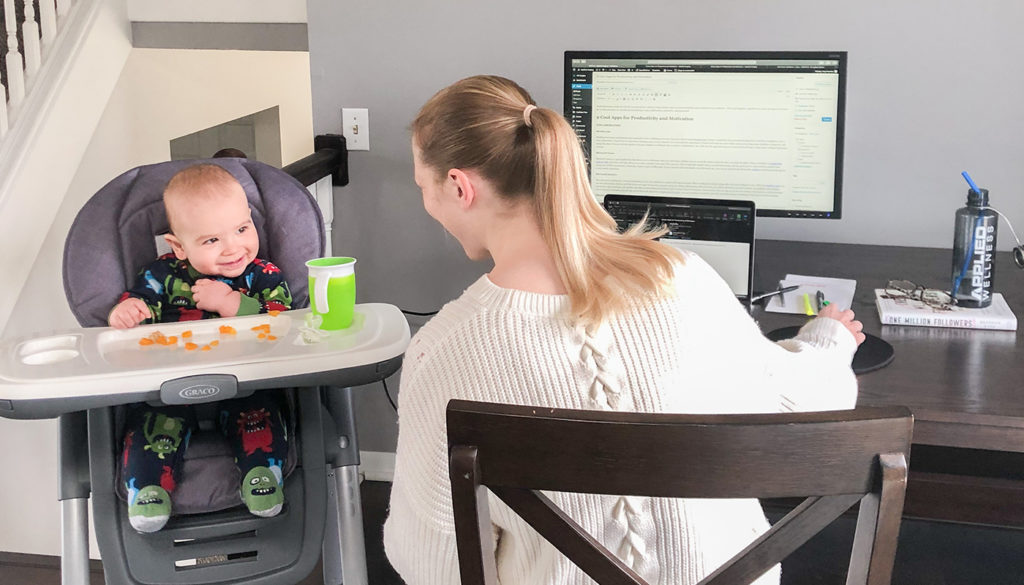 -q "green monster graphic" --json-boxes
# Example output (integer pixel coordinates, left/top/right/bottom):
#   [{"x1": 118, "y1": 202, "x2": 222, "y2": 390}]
[
  {"x1": 167, "y1": 278, "x2": 193, "y2": 307},
  {"x1": 129, "y1": 485, "x2": 170, "y2": 520},
  {"x1": 142, "y1": 412, "x2": 186, "y2": 460},
  {"x1": 242, "y1": 466, "x2": 284, "y2": 517}
]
